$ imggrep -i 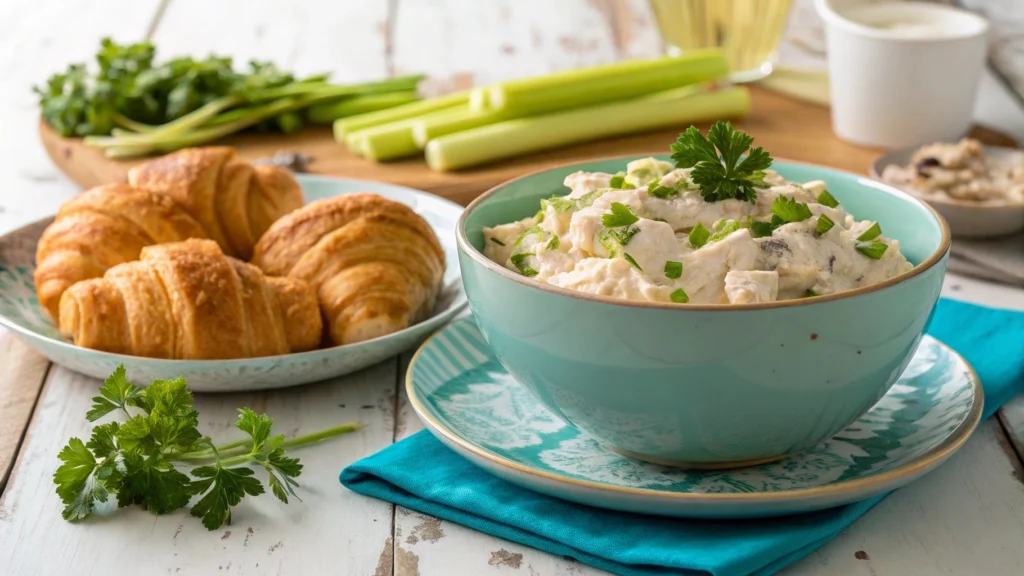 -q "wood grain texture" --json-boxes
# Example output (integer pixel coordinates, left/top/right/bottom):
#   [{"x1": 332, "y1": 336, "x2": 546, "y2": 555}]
[
  {"x1": 0, "y1": 329, "x2": 49, "y2": 493},
  {"x1": 0, "y1": 362, "x2": 399, "y2": 576},
  {"x1": 36, "y1": 89, "x2": 1021, "y2": 208}
]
